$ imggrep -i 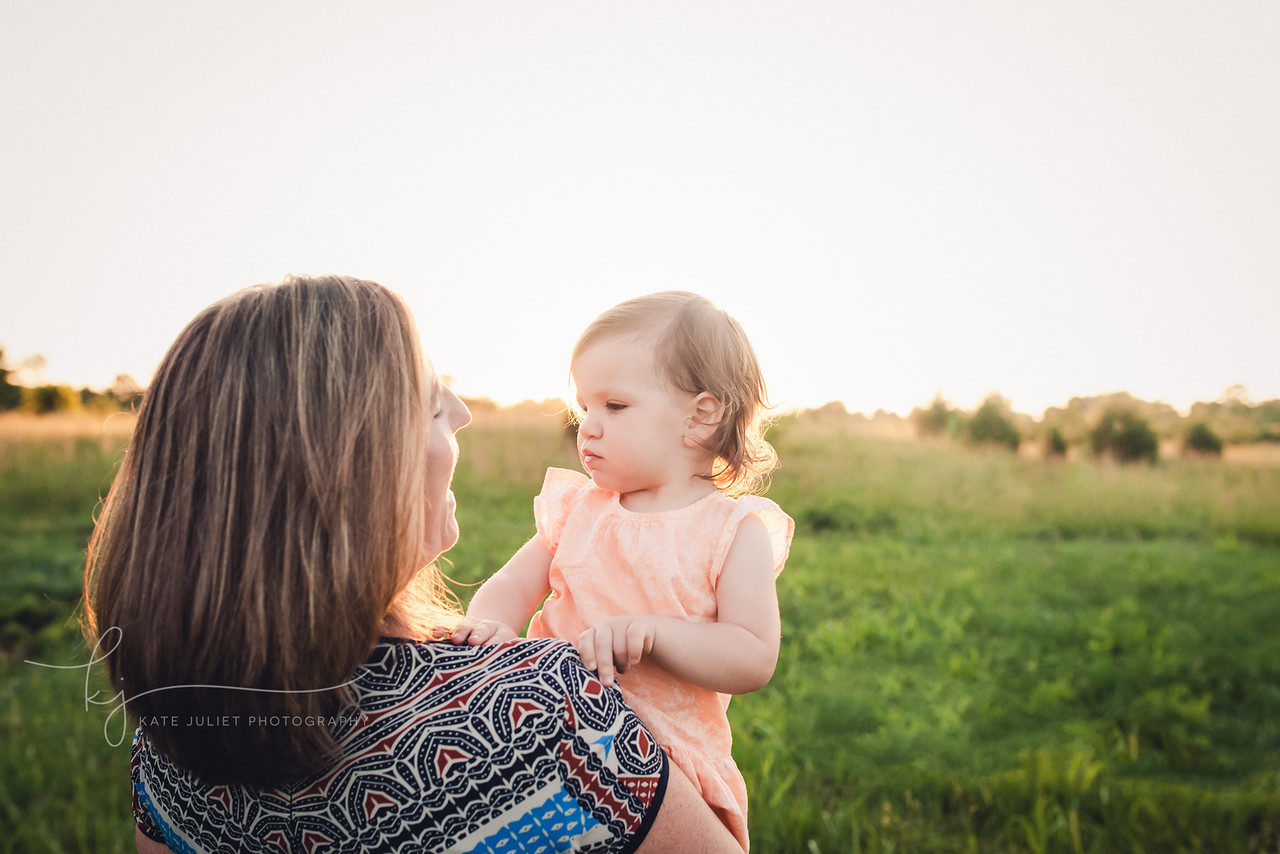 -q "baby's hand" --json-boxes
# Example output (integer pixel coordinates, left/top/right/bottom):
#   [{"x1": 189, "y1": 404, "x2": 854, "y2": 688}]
[
  {"x1": 577, "y1": 616, "x2": 657, "y2": 687},
  {"x1": 449, "y1": 617, "x2": 518, "y2": 646}
]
